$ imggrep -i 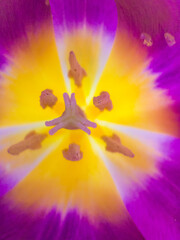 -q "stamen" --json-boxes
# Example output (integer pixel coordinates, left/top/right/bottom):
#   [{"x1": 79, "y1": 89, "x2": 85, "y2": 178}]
[
  {"x1": 68, "y1": 51, "x2": 87, "y2": 87},
  {"x1": 40, "y1": 89, "x2": 58, "y2": 109},
  {"x1": 45, "y1": 93, "x2": 97, "y2": 135},
  {"x1": 140, "y1": 33, "x2": 153, "y2": 47},
  {"x1": 8, "y1": 131, "x2": 47, "y2": 155},
  {"x1": 63, "y1": 143, "x2": 83, "y2": 161},
  {"x1": 45, "y1": 0, "x2": 49, "y2": 6},
  {"x1": 164, "y1": 33, "x2": 176, "y2": 47},
  {"x1": 102, "y1": 134, "x2": 134, "y2": 158},
  {"x1": 93, "y1": 91, "x2": 113, "y2": 111}
]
